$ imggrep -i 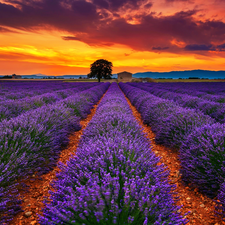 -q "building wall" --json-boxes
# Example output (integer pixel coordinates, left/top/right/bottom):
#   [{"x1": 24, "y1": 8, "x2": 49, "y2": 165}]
[
  {"x1": 117, "y1": 71, "x2": 132, "y2": 82},
  {"x1": 12, "y1": 75, "x2": 22, "y2": 79}
]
